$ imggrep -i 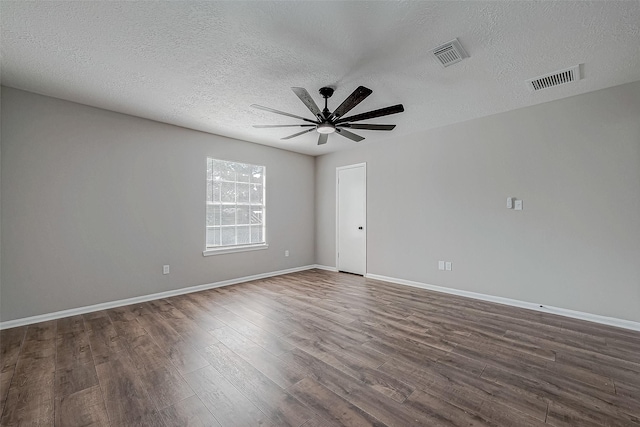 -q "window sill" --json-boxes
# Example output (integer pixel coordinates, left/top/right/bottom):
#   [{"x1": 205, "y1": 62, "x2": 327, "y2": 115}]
[{"x1": 203, "y1": 243, "x2": 269, "y2": 257}]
